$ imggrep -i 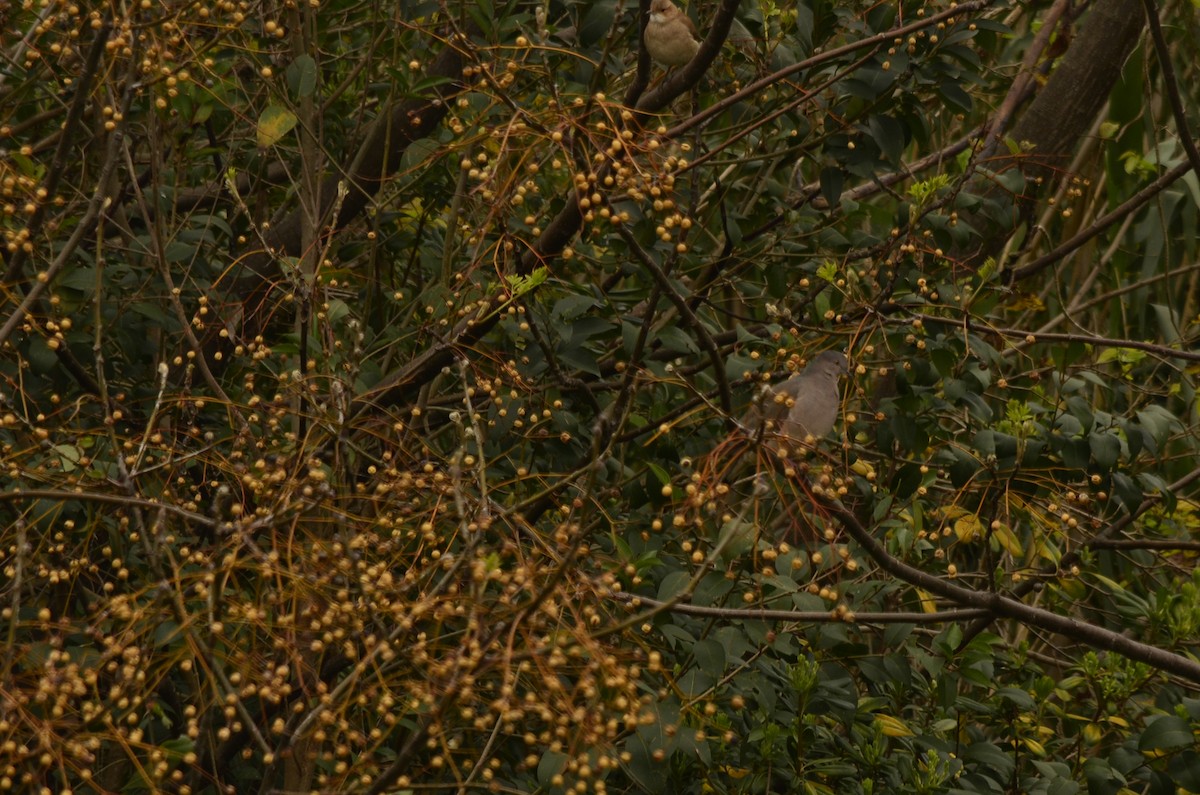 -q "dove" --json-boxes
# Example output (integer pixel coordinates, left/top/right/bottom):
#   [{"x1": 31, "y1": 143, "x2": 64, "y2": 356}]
[{"x1": 744, "y1": 351, "x2": 848, "y2": 444}]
